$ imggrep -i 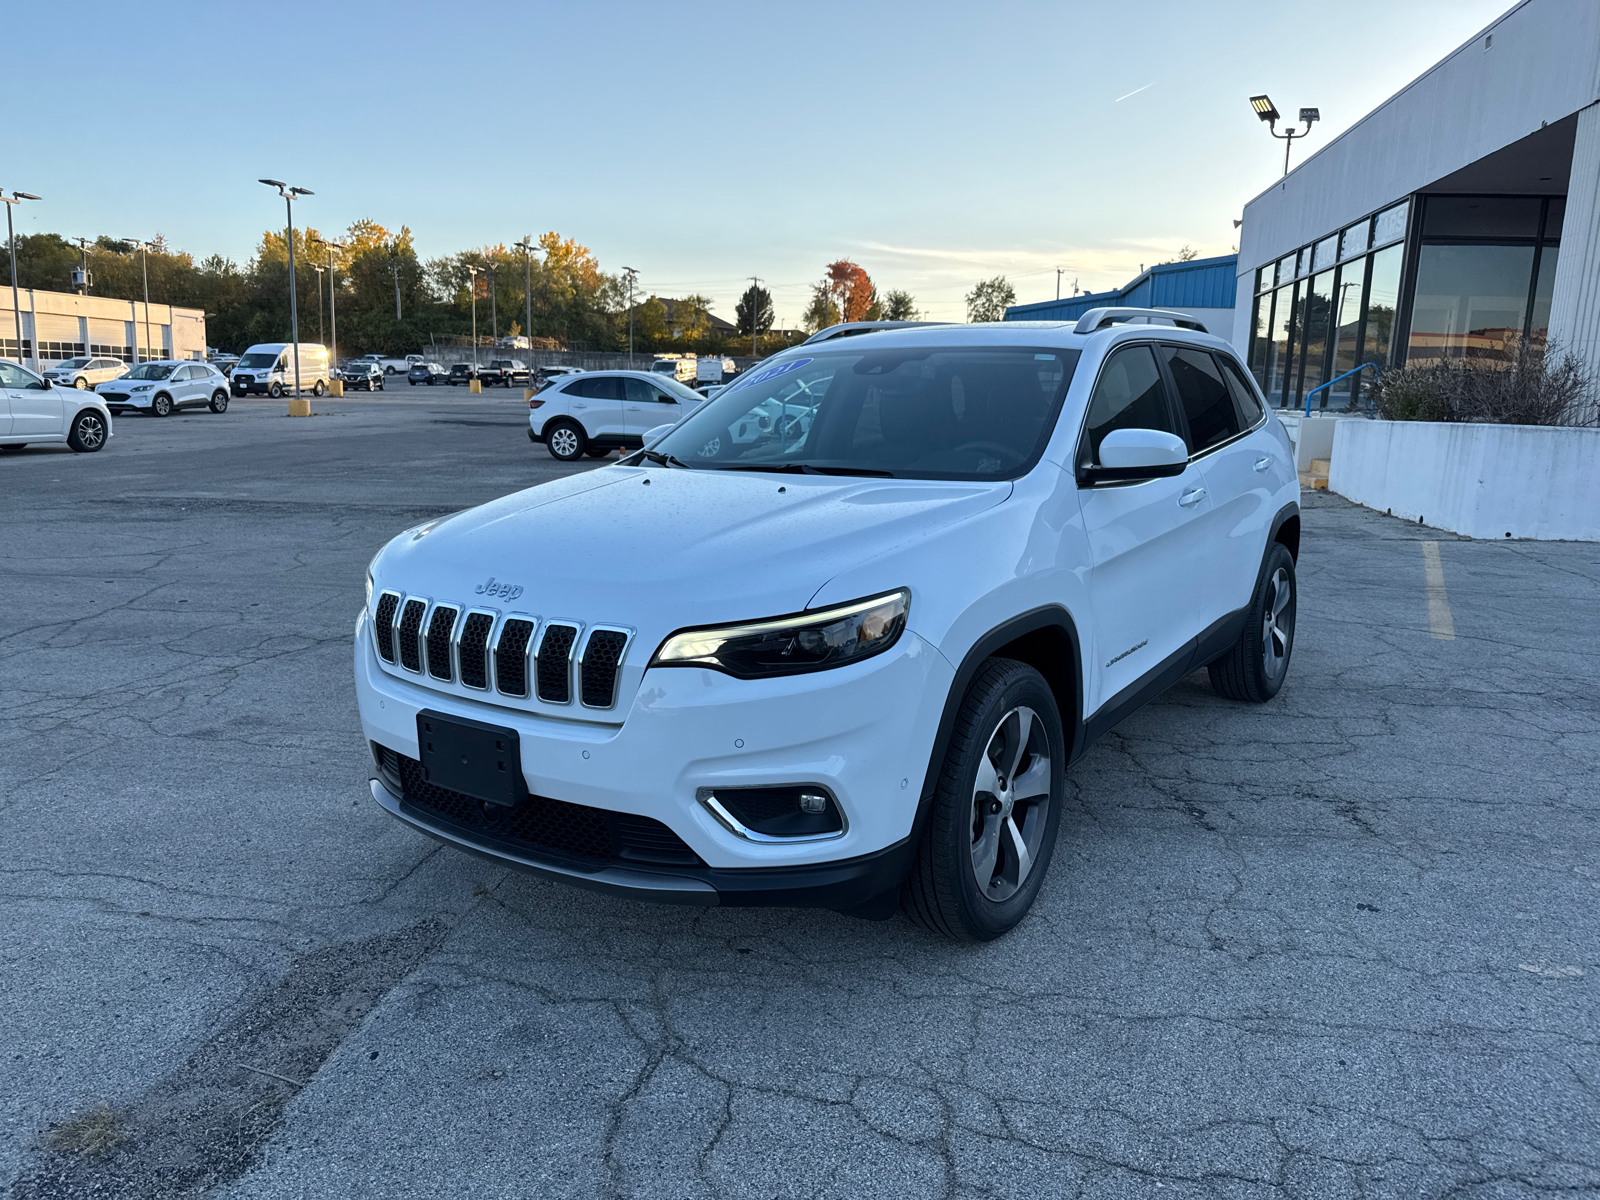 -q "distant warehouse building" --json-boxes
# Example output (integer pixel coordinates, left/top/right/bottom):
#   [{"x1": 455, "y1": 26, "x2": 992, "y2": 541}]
[
  {"x1": 1233, "y1": 0, "x2": 1600, "y2": 411},
  {"x1": 0, "y1": 286, "x2": 206, "y2": 369},
  {"x1": 1003, "y1": 254, "x2": 1238, "y2": 330}
]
